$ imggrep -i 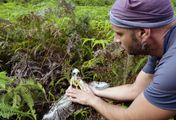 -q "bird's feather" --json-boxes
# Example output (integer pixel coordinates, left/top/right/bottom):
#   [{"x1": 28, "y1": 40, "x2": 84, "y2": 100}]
[{"x1": 42, "y1": 68, "x2": 110, "y2": 120}]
